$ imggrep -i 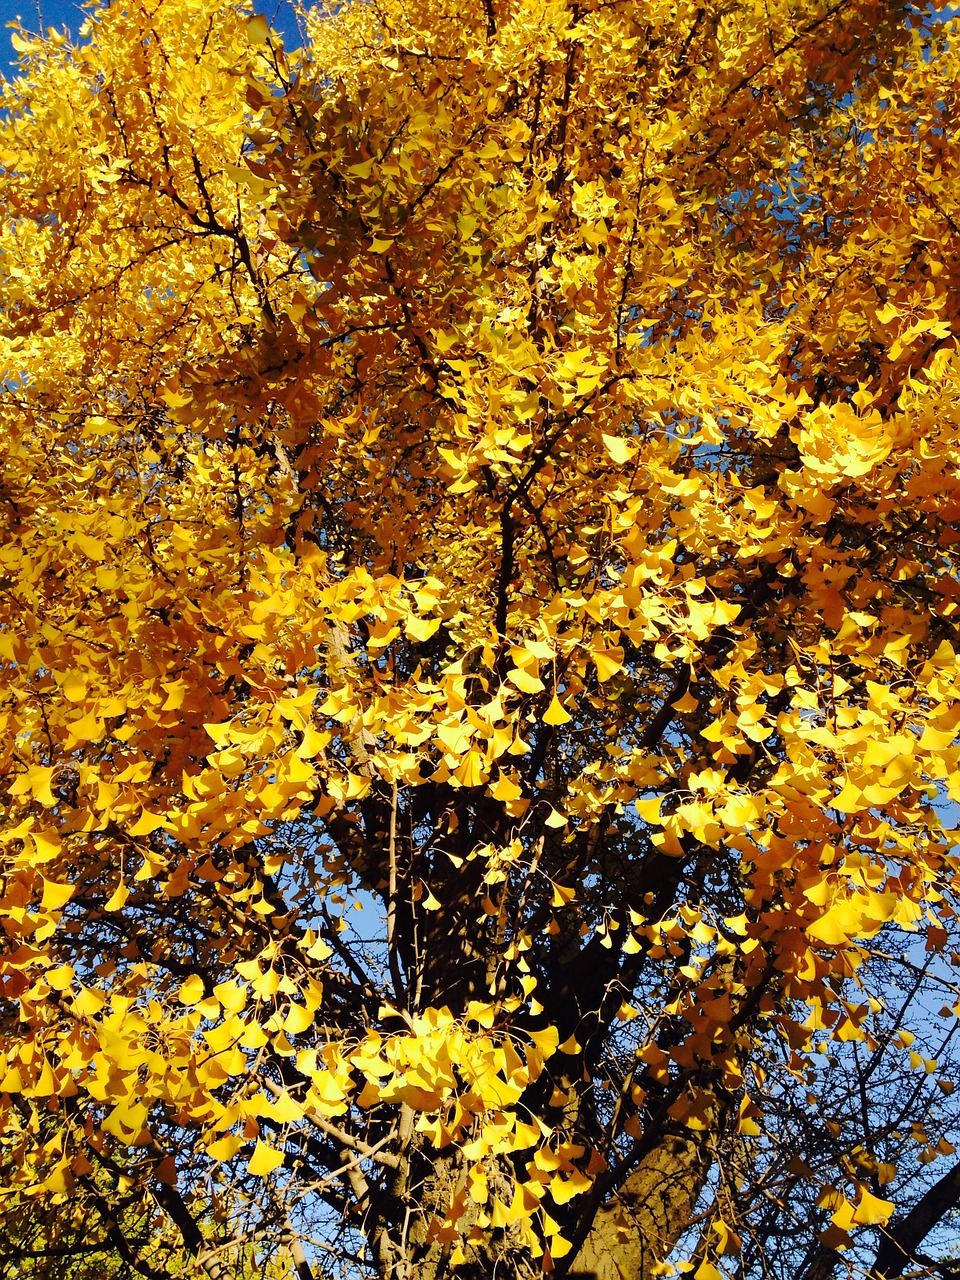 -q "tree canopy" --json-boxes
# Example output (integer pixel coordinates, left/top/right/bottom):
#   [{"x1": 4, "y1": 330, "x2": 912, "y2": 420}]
[{"x1": 3, "y1": 0, "x2": 960, "y2": 1277}]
